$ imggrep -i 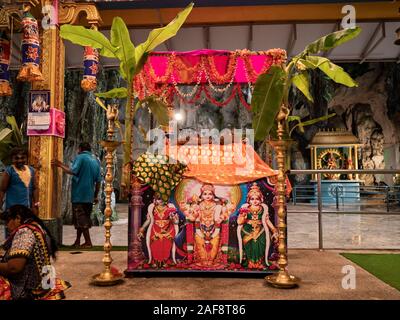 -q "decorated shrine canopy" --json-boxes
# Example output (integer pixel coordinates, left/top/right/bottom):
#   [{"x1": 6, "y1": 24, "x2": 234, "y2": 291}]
[{"x1": 133, "y1": 48, "x2": 286, "y2": 108}]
